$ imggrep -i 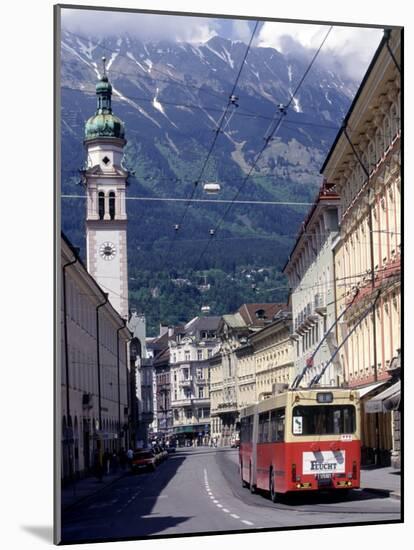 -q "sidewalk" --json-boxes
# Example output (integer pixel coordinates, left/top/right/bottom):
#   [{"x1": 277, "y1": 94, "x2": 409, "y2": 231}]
[
  {"x1": 360, "y1": 466, "x2": 401, "y2": 500},
  {"x1": 61, "y1": 469, "x2": 129, "y2": 511}
]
